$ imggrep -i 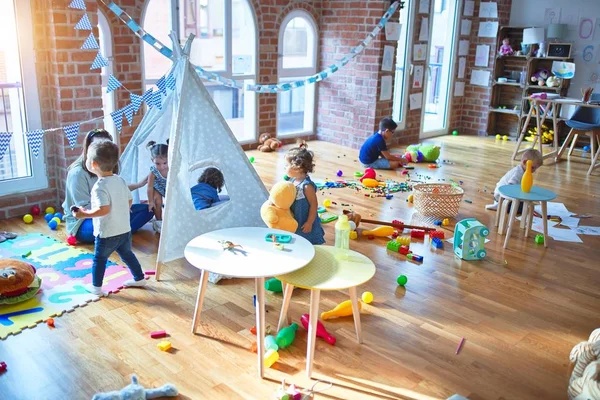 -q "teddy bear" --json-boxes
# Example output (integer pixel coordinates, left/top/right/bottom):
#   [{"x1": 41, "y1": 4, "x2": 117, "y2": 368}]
[
  {"x1": 531, "y1": 68, "x2": 551, "y2": 86},
  {"x1": 261, "y1": 181, "x2": 298, "y2": 233},
  {"x1": 546, "y1": 75, "x2": 561, "y2": 88},
  {"x1": 0, "y1": 259, "x2": 42, "y2": 305},
  {"x1": 568, "y1": 328, "x2": 600, "y2": 399},
  {"x1": 404, "y1": 144, "x2": 441, "y2": 163},
  {"x1": 92, "y1": 375, "x2": 178, "y2": 400},
  {"x1": 257, "y1": 133, "x2": 282, "y2": 152}
]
